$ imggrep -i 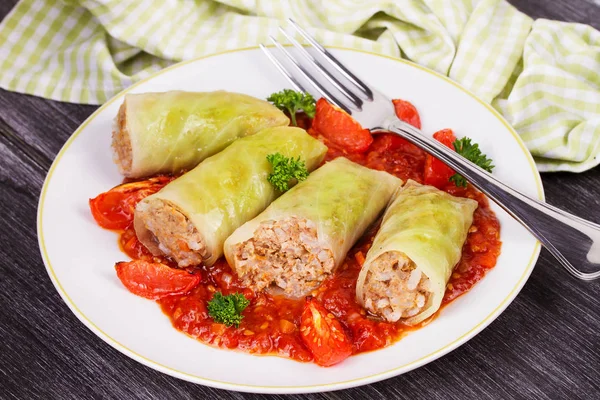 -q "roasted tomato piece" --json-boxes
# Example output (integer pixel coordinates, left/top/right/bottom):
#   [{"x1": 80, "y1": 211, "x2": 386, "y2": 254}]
[
  {"x1": 300, "y1": 297, "x2": 352, "y2": 367},
  {"x1": 312, "y1": 98, "x2": 373, "y2": 153},
  {"x1": 115, "y1": 260, "x2": 200, "y2": 300},
  {"x1": 423, "y1": 129, "x2": 457, "y2": 189},
  {"x1": 392, "y1": 99, "x2": 421, "y2": 129},
  {"x1": 89, "y1": 176, "x2": 173, "y2": 230}
]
